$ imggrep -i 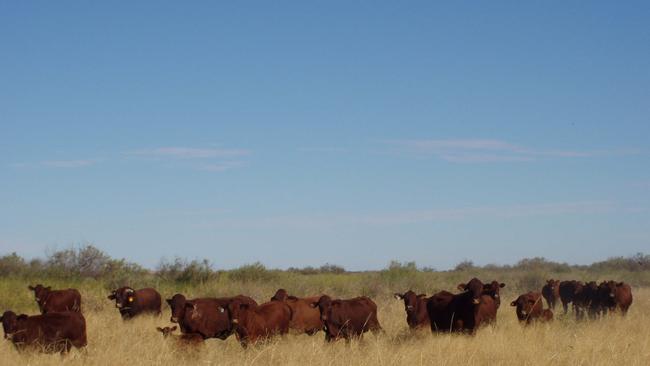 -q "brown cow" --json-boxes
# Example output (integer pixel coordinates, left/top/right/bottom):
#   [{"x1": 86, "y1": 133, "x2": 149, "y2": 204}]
[
  {"x1": 220, "y1": 299, "x2": 292, "y2": 347},
  {"x1": 156, "y1": 325, "x2": 204, "y2": 345},
  {"x1": 0, "y1": 310, "x2": 87, "y2": 353},
  {"x1": 311, "y1": 295, "x2": 382, "y2": 342},
  {"x1": 270, "y1": 289, "x2": 322, "y2": 335},
  {"x1": 166, "y1": 293, "x2": 257, "y2": 340},
  {"x1": 482, "y1": 281, "x2": 506, "y2": 309},
  {"x1": 427, "y1": 278, "x2": 496, "y2": 334},
  {"x1": 541, "y1": 279, "x2": 560, "y2": 310},
  {"x1": 510, "y1": 292, "x2": 553, "y2": 325},
  {"x1": 394, "y1": 290, "x2": 429, "y2": 329},
  {"x1": 28, "y1": 284, "x2": 81, "y2": 314},
  {"x1": 108, "y1": 287, "x2": 161, "y2": 319},
  {"x1": 598, "y1": 281, "x2": 633, "y2": 315},
  {"x1": 559, "y1": 280, "x2": 584, "y2": 315}
]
